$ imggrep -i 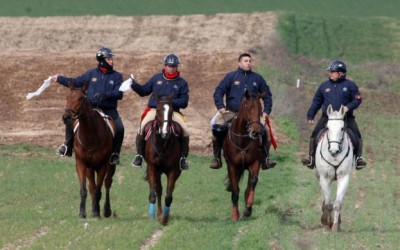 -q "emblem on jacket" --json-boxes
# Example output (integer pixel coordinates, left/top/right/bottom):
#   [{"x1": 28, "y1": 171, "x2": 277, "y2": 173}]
[
  {"x1": 109, "y1": 80, "x2": 114, "y2": 85},
  {"x1": 92, "y1": 78, "x2": 97, "y2": 82},
  {"x1": 253, "y1": 82, "x2": 257, "y2": 86},
  {"x1": 173, "y1": 85, "x2": 178, "y2": 90},
  {"x1": 234, "y1": 81, "x2": 240, "y2": 85},
  {"x1": 325, "y1": 88, "x2": 331, "y2": 92},
  {"x1": 342, "y1": 87, "x2": 347, "y2": 92},
  {"x1": 157, "y1": 80, "x2": 163, "y2": 85}
]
